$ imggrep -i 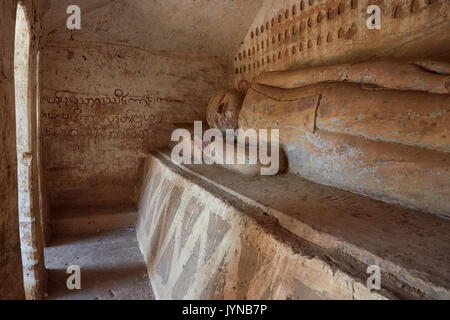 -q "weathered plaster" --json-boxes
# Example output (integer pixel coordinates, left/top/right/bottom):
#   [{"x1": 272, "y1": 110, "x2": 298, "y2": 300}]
[
  {"x1": 0, "y1": 0, "x2": 48, "y2": 300},
  {"x1": 16, "y1": 0, "x2": 48, "y2": 300},
  {"x1": 233, "y1": 0, "x2": 450, "y2": 87},
  {"x1": 40, "y1": 39, "x2": 231, "y2": 209}
]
